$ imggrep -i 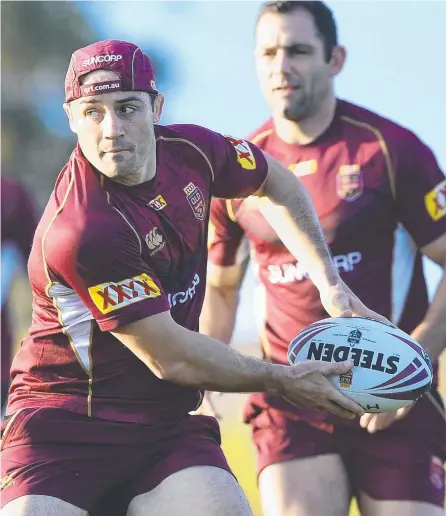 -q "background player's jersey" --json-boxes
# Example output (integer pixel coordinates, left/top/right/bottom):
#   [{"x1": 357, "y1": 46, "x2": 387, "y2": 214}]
[
  {"x1": 7, "y1": 124, "x2": 268, "y2": 424},
  {"x1": 208, "y1": 100, "x2": 446, "y2": 417},
  {"x1": 1, "y1": 177, "x2": 38, "y2": 404}
]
